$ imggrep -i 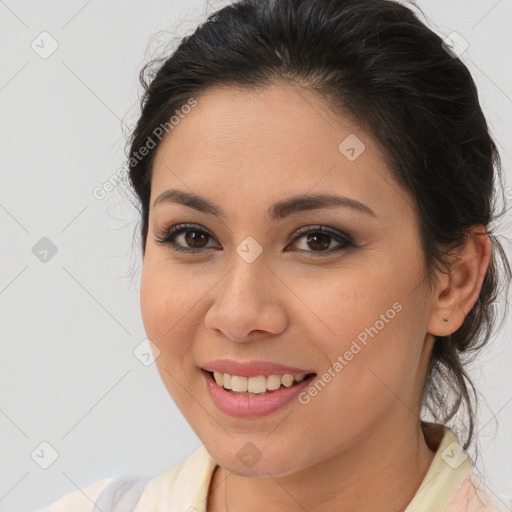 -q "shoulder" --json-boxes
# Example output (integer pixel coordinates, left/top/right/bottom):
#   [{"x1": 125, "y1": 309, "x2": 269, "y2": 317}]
[
  {"x1": 33, "y1": 477, "x2": 113, "y2": 512},
  {"x1": 137, "y1": 444, "x2": 218, "y2": 511},
  {"x1": 409, "y1": 423, "x2": 509, "y2": 512},
  {"x1": 446, "y1": 473, "x2": 510, "y2": 512},
  {"x1": 33, "y1": 445, "x2": 217, "y2": 512}
]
